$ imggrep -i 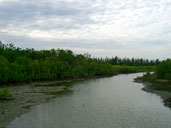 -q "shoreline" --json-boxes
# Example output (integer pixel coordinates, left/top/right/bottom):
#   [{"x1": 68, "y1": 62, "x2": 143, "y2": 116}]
[
  {"x1": 0, "y1": 75, "x2": 115, "y2": 128},
  {"x1": 0, "y1": 74, "x2": 115, "y2": 87},
  {"x1": 0, "y1": 70, "x2": 146, "y2": 87},
  {"x1": 0, "y1": 78, "x2": 84, "y2": 128},
  {"x1": 0, "y1": 73, "x2": 158, "y2": 128},
  {"x1": 134, "y1": 78, "x2": 171, "y2": 109}
]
